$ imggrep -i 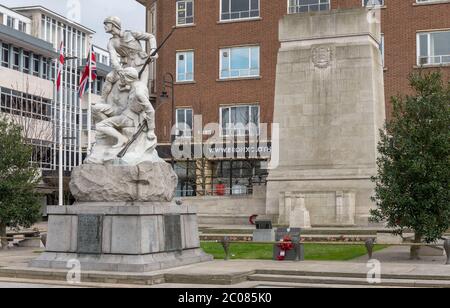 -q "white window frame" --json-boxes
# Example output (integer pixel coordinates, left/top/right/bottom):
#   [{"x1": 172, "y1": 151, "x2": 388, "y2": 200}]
[
  {"x1": 362, "y1": 0, "x2": 384, "y2": 7},
  {"x1": 380, "y1": 34, "x2": 385, "y2": 67},
  {"x1": 219, "y1": 46, "x2": 260, "y2": 80},
  {"x1": 415, "y1": 0, "x2": 446, "y2": 3},
  {"x1": 6, "y1": 16, "x2": 15, "y2": 28},
  {"x1": 417, "y1": 30, "x2": 450, "y2": 66},
  {"x1": 18, "y1": 20, "x2": 27, "y2": 33},
  {"x1": 176, "y1": 50, "x2": 195, "y2": 82},
  {"x1": 176, "y1": 0, "x2": 195, "y2": 26},
  {"x1": 287, "y1": 0, "x2": 331, "y2": 14},
  {"x1": 220, "y1": 0, "x2": 260, "y2": 22},
  {"x1": 220, "y1": 104, "x2": 260, "y2": 137},
  {"x1": 175, "y1": 108, "x2": 194, "y2": 139}
]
